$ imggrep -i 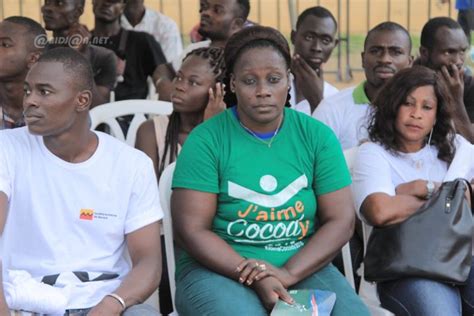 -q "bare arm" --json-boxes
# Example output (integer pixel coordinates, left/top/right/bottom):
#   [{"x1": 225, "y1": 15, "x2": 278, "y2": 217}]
[
  {"x1": 0, "y1": 194, "x2": 8, "y2": 315},
  {"x1": 0, "y1": 192, "x2": 6, "y2": 235},
  {"x1": 172, "y1": 189, "x2": 244, "y2": 279},
  {"x1": 172, "y1": 189, "x2": 292, "y2": 310},
  {"x1": 282, "y1": 187, "x2": 355, "y2": 285},
  {"x1": 88, "y1": 222, "x2": 162, "y2": 315},
  {"x1": 0, "y1": 263, "x2": 7, "y2": 315},
  {"x1": 135, "y1": 120, "x2": 159, "y2": 180},
  {"x1": 239, "y1": 187, "x2": 356, "y2": 288},
  {"x1": 361, "y1": 190, "x2": 425, "y2": 227}
]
